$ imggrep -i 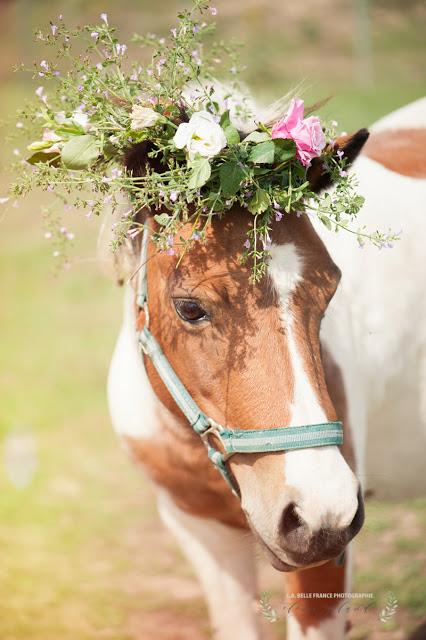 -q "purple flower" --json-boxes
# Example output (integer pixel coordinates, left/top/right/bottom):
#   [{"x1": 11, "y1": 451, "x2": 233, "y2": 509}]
[
  {"x1": 210, "y1": 7, "x2": 218, "y2": 15},
  {"x1": 116, "y1": 44, "x2": 127, "y2": 56},
  {"x1": 337, "y1": 149, "x2": 344, "y2": 159},
  {"x1": 51, "y1": 24, "x2": 58, "y2": 36},
  {"x1": 91, "y1": 32, "x2": 99, "y2": 40},
  {"x1": 192, "y1": 231, "x2": 201, "y2": 241},
  {"x1": 170, "y1": 190, "x2": 179, "y2": 202},
  {"x1": 275, "y1": 210, "x2": 283, "y2": 222},
  {"x1": 193, "y1": 25, "x2": 200, "y2": 33},
  {"x1": 166, "y1": 248, "x2": 175, "y2": 256},
  {"x1": 100, "y1": 13, "x2": 108, "y2": 24},
  {"x1": 78, "y1": 85, "x2": 84, "y2": 92},
  {"x1": 40, "y1": 60, "x2": 49, "y2": 71},
  {"x1": 166, "y1": 234, "x2": 174, "y2": 247},
  {"x1": 339, "y1": 169, "x2": 348, "y2": 178},
  {"x1": 243, "y1": 239, "x2": 250, "y2": 249}
]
